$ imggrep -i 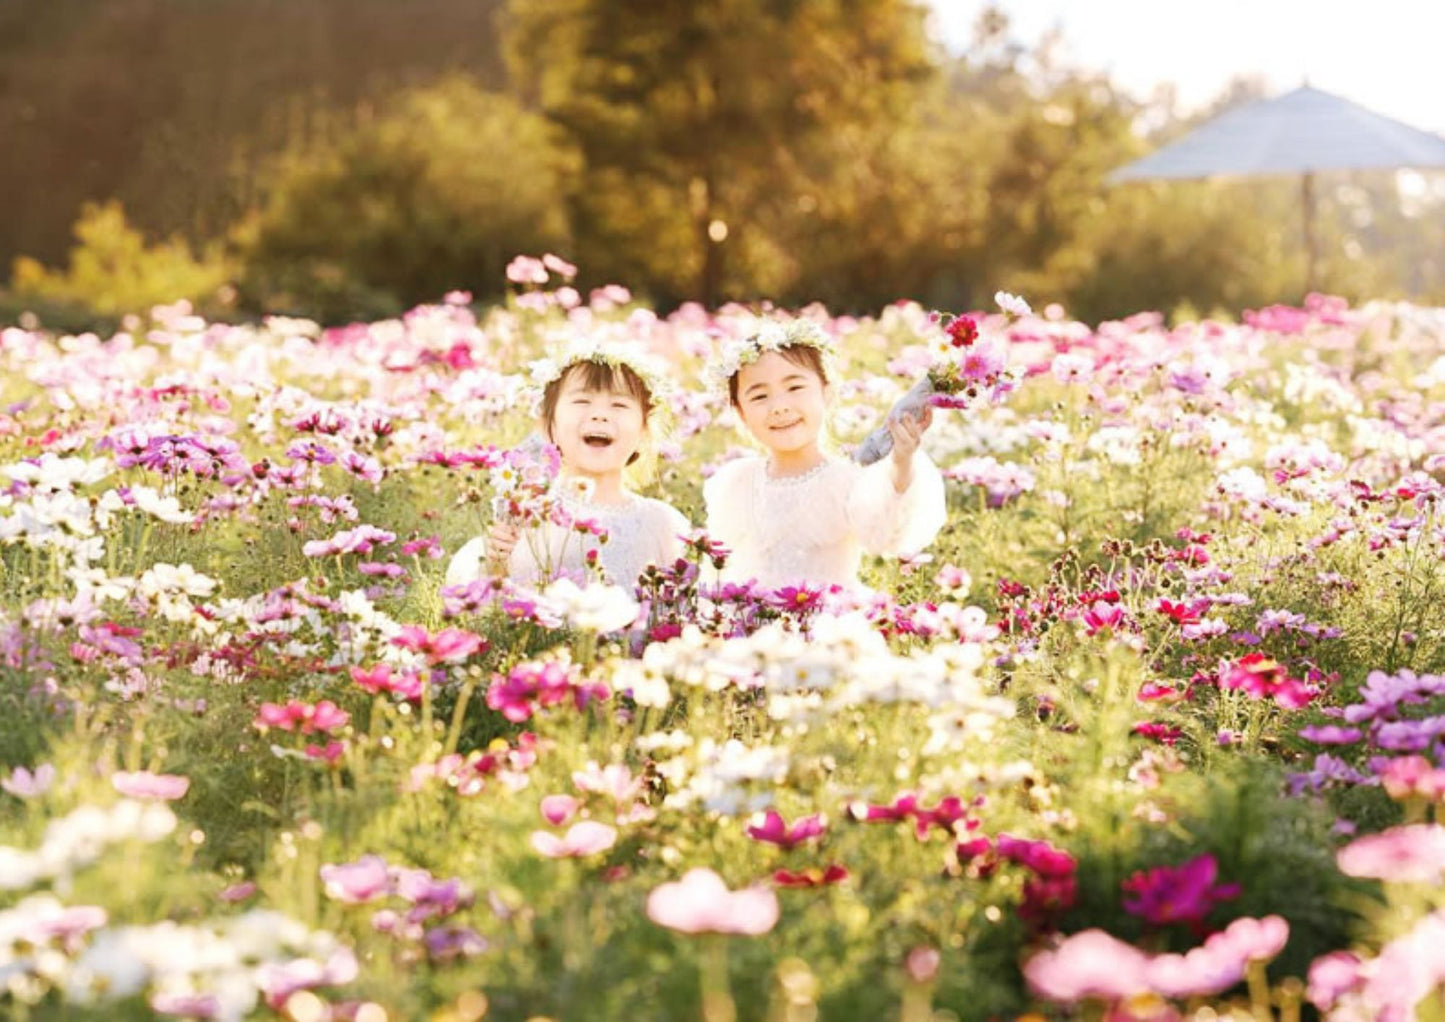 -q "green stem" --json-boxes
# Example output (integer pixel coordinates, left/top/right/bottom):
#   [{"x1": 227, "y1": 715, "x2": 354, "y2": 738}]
[
  {"x1": 443, "y1": 677, "x2": 476, "y2": 756},
  {"x1": 699, "y1": 936, "x2": 736, "y2": 1022}
]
